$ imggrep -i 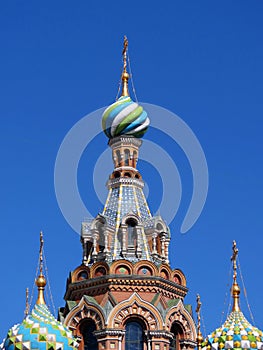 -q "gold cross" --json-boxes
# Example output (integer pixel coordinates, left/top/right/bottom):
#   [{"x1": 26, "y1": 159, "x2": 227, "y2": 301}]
[
  {"x1": 231, "y1": 240, "x2": 238, "y2": 280},
  {"x1": 39, "y1": 231, "x2": 44, "y2": 274}
]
